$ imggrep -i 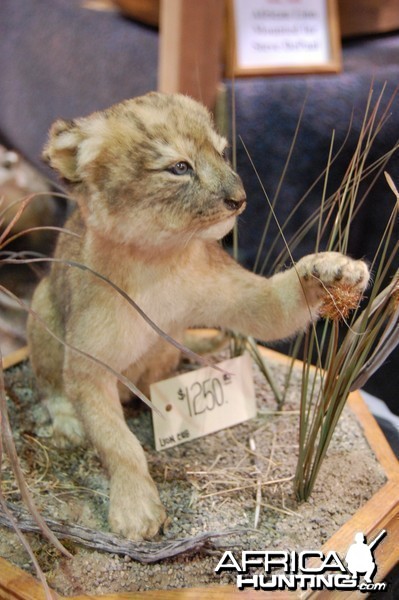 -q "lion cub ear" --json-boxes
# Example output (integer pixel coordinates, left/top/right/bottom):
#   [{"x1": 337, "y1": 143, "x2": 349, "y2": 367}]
[{"x1": 42, "y1": 119, "x2": 85, "y2": 183}]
